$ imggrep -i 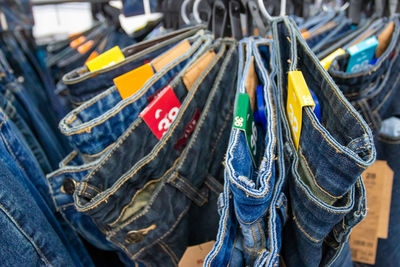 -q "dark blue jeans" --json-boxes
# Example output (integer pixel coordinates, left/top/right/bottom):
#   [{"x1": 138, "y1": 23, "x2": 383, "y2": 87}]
[
  {"x1": 274, "y1": 17, "x2": 376, "y2": 267},
  {"x1": 328, "y1": 15, "x2": 400, "y2": 267},
  {"x1": 73, "y1": 39, "x2": 236, "y2": 265},
  {"x1": 59, "y1": 35, "x2": 212, "y2": 157}
]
